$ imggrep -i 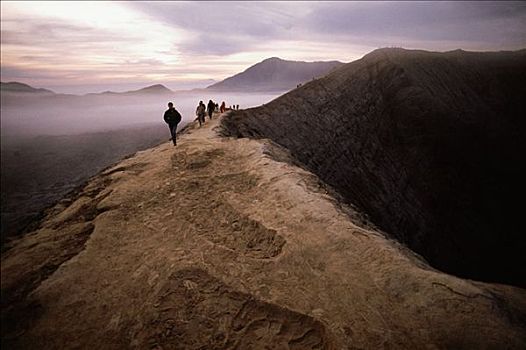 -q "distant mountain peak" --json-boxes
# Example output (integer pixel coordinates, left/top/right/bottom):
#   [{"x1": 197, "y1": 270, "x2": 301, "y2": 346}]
[
  {"x1": 262, "y1": 57, "x2": 283, "y2": 62},
  {"x1": 207, "y1": 57, "x2": 345, "y2": 92},
  {"x1": 143, "y1": 84, "x2": 169, "y2": 90},
  {"x1": 135, "y1": 84, "x2": 172, "y2": 93}
]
